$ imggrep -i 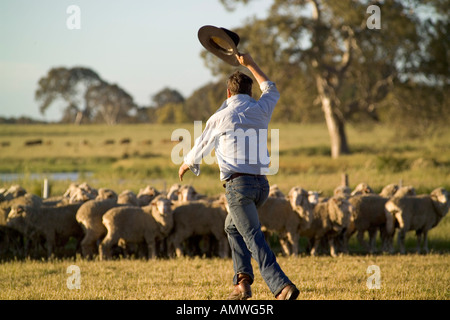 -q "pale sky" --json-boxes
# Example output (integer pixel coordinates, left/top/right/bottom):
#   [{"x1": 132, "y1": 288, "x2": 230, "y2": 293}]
[{"x1": 0, "y1": 0, "x2": 271, "y2": 121}]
